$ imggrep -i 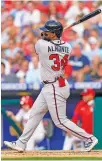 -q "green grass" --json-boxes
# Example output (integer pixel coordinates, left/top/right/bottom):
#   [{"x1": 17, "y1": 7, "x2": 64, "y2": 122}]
[{"x1": 2, "y1": 157, "x2": 102, "y2": 160}]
